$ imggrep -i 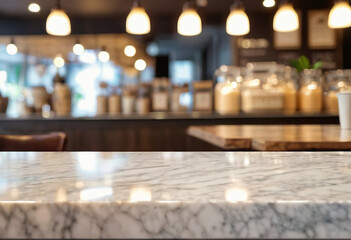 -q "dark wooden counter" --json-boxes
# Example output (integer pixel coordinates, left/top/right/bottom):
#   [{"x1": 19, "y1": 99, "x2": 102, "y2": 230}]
[
  {"x1": 188, "y1": 124, "x2": 351, "y2": 151},
  {"x1": 0, "y1": 112, "x2": 339, "y2": 151}
]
